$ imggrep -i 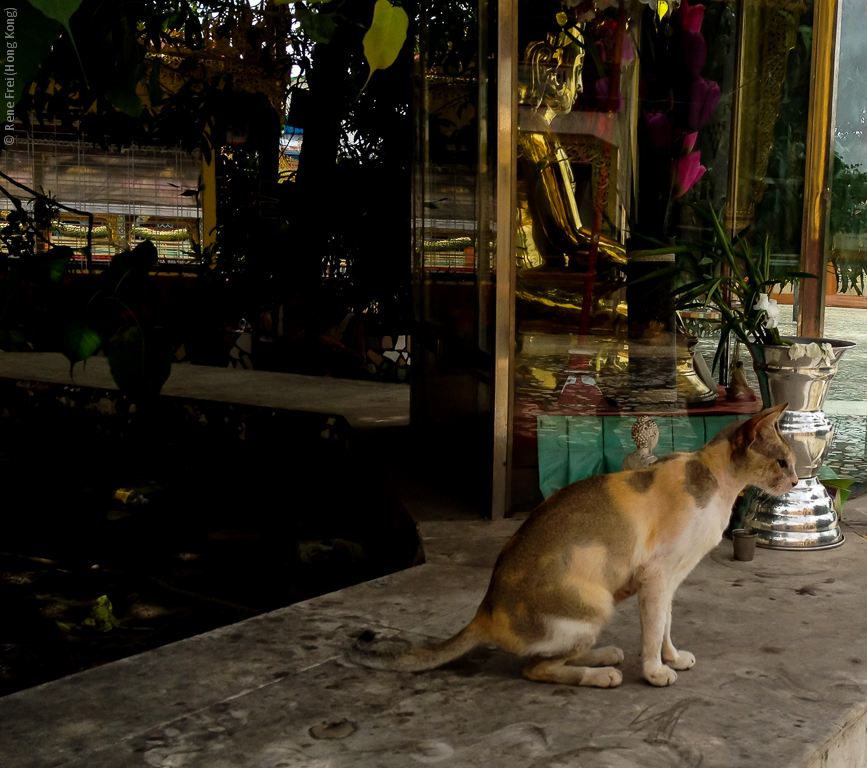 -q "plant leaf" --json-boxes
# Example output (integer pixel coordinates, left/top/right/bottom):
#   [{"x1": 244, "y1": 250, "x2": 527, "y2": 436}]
[
  {"x1": 628, "y1": 265, "x2": 681, "y2": 286},
  {"x1": 107, "y1": 325, "x2": 173, "y2": 398},
  {"x1": 26, "y1": 0, "x2": 81, "y2": 27},
  {"x1": 27, "y1": 0, "x2": 86, "y2": 81},
  {"x1": 359, "y1": 0, "x2": 409, "y2": 94},
  {"x1": 712, "y1": 316, "x2": 737, "y2": 374},
  {"x1": 8, "y1": 3, "x2": 59, "y2": 106},
  {"x1": 60, "y1": 321, "x2": 103, "y2": 375},
  {"x1": 36, "y1": 246, "x2": 73, "y2": 283},
  {"x1": 105, "y1": 64, "x2": 145, "y2": 117},
  {"x1": 294, "y1": 6, "x2": 336, "y2": 44}
]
